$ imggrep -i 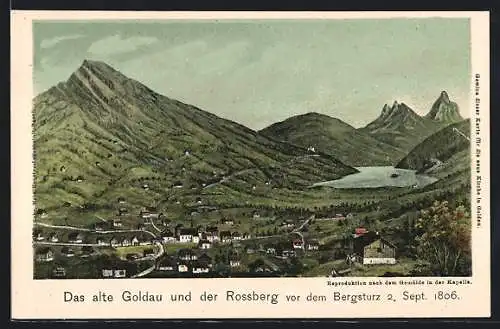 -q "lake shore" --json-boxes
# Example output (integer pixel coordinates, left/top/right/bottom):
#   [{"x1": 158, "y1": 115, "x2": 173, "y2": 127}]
[{"x1": 313, "y1": 166, "x2": 438, "y2": 189}]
